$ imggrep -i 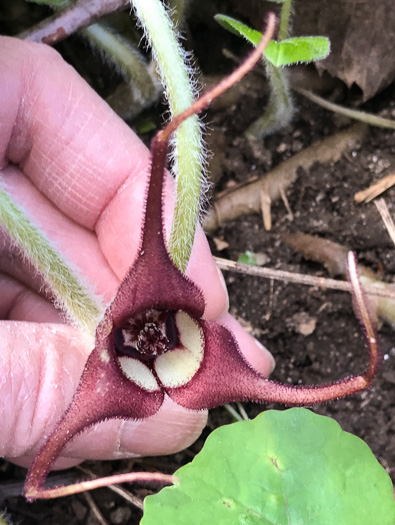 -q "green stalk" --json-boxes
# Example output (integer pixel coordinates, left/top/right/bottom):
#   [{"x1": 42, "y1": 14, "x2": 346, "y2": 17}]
[
  {"x1": 82, "y1": 23, "x2": 160, "y2": 118},
  {"x1": 246, "y1": 0, "x2": 293, "y2": 138},
  {"x1": 132, "y1": 0, "x2": 203, "y2": 272},
  {"x1": 278, "y1": 0, "x2": 292, "y2": 41},
  {"x1": 0, "y1": 189, "x2": 102, "y2": 335},
  {"x1": 246, "y1": 61, "x2": 293, "y2": 139}
]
